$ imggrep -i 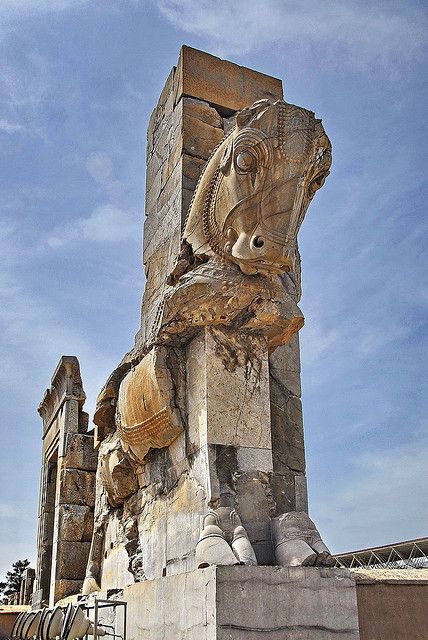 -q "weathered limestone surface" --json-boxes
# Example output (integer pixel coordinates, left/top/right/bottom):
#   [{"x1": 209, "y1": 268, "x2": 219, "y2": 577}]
[
  {"x1": 34, "y1": 357, "x2": 96, "y2": 606},
  {"x1": 82, "y1": 45, "x2": 334, "y2": 601},
  {"x1": 107, "y1": 566, "x2": 359, "y2": 640}
]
